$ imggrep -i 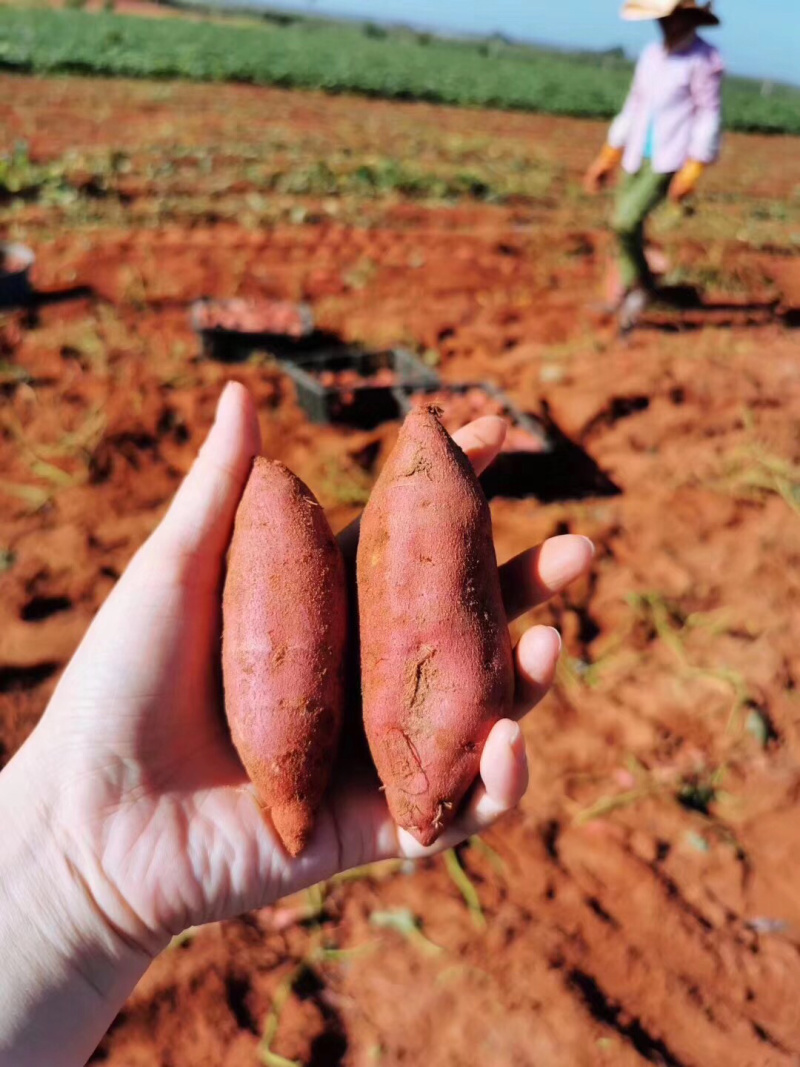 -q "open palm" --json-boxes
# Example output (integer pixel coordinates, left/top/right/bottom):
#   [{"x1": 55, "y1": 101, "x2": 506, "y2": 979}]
[{"x1": 16, "y1": 383, "x2": 592, "y2": 957}]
